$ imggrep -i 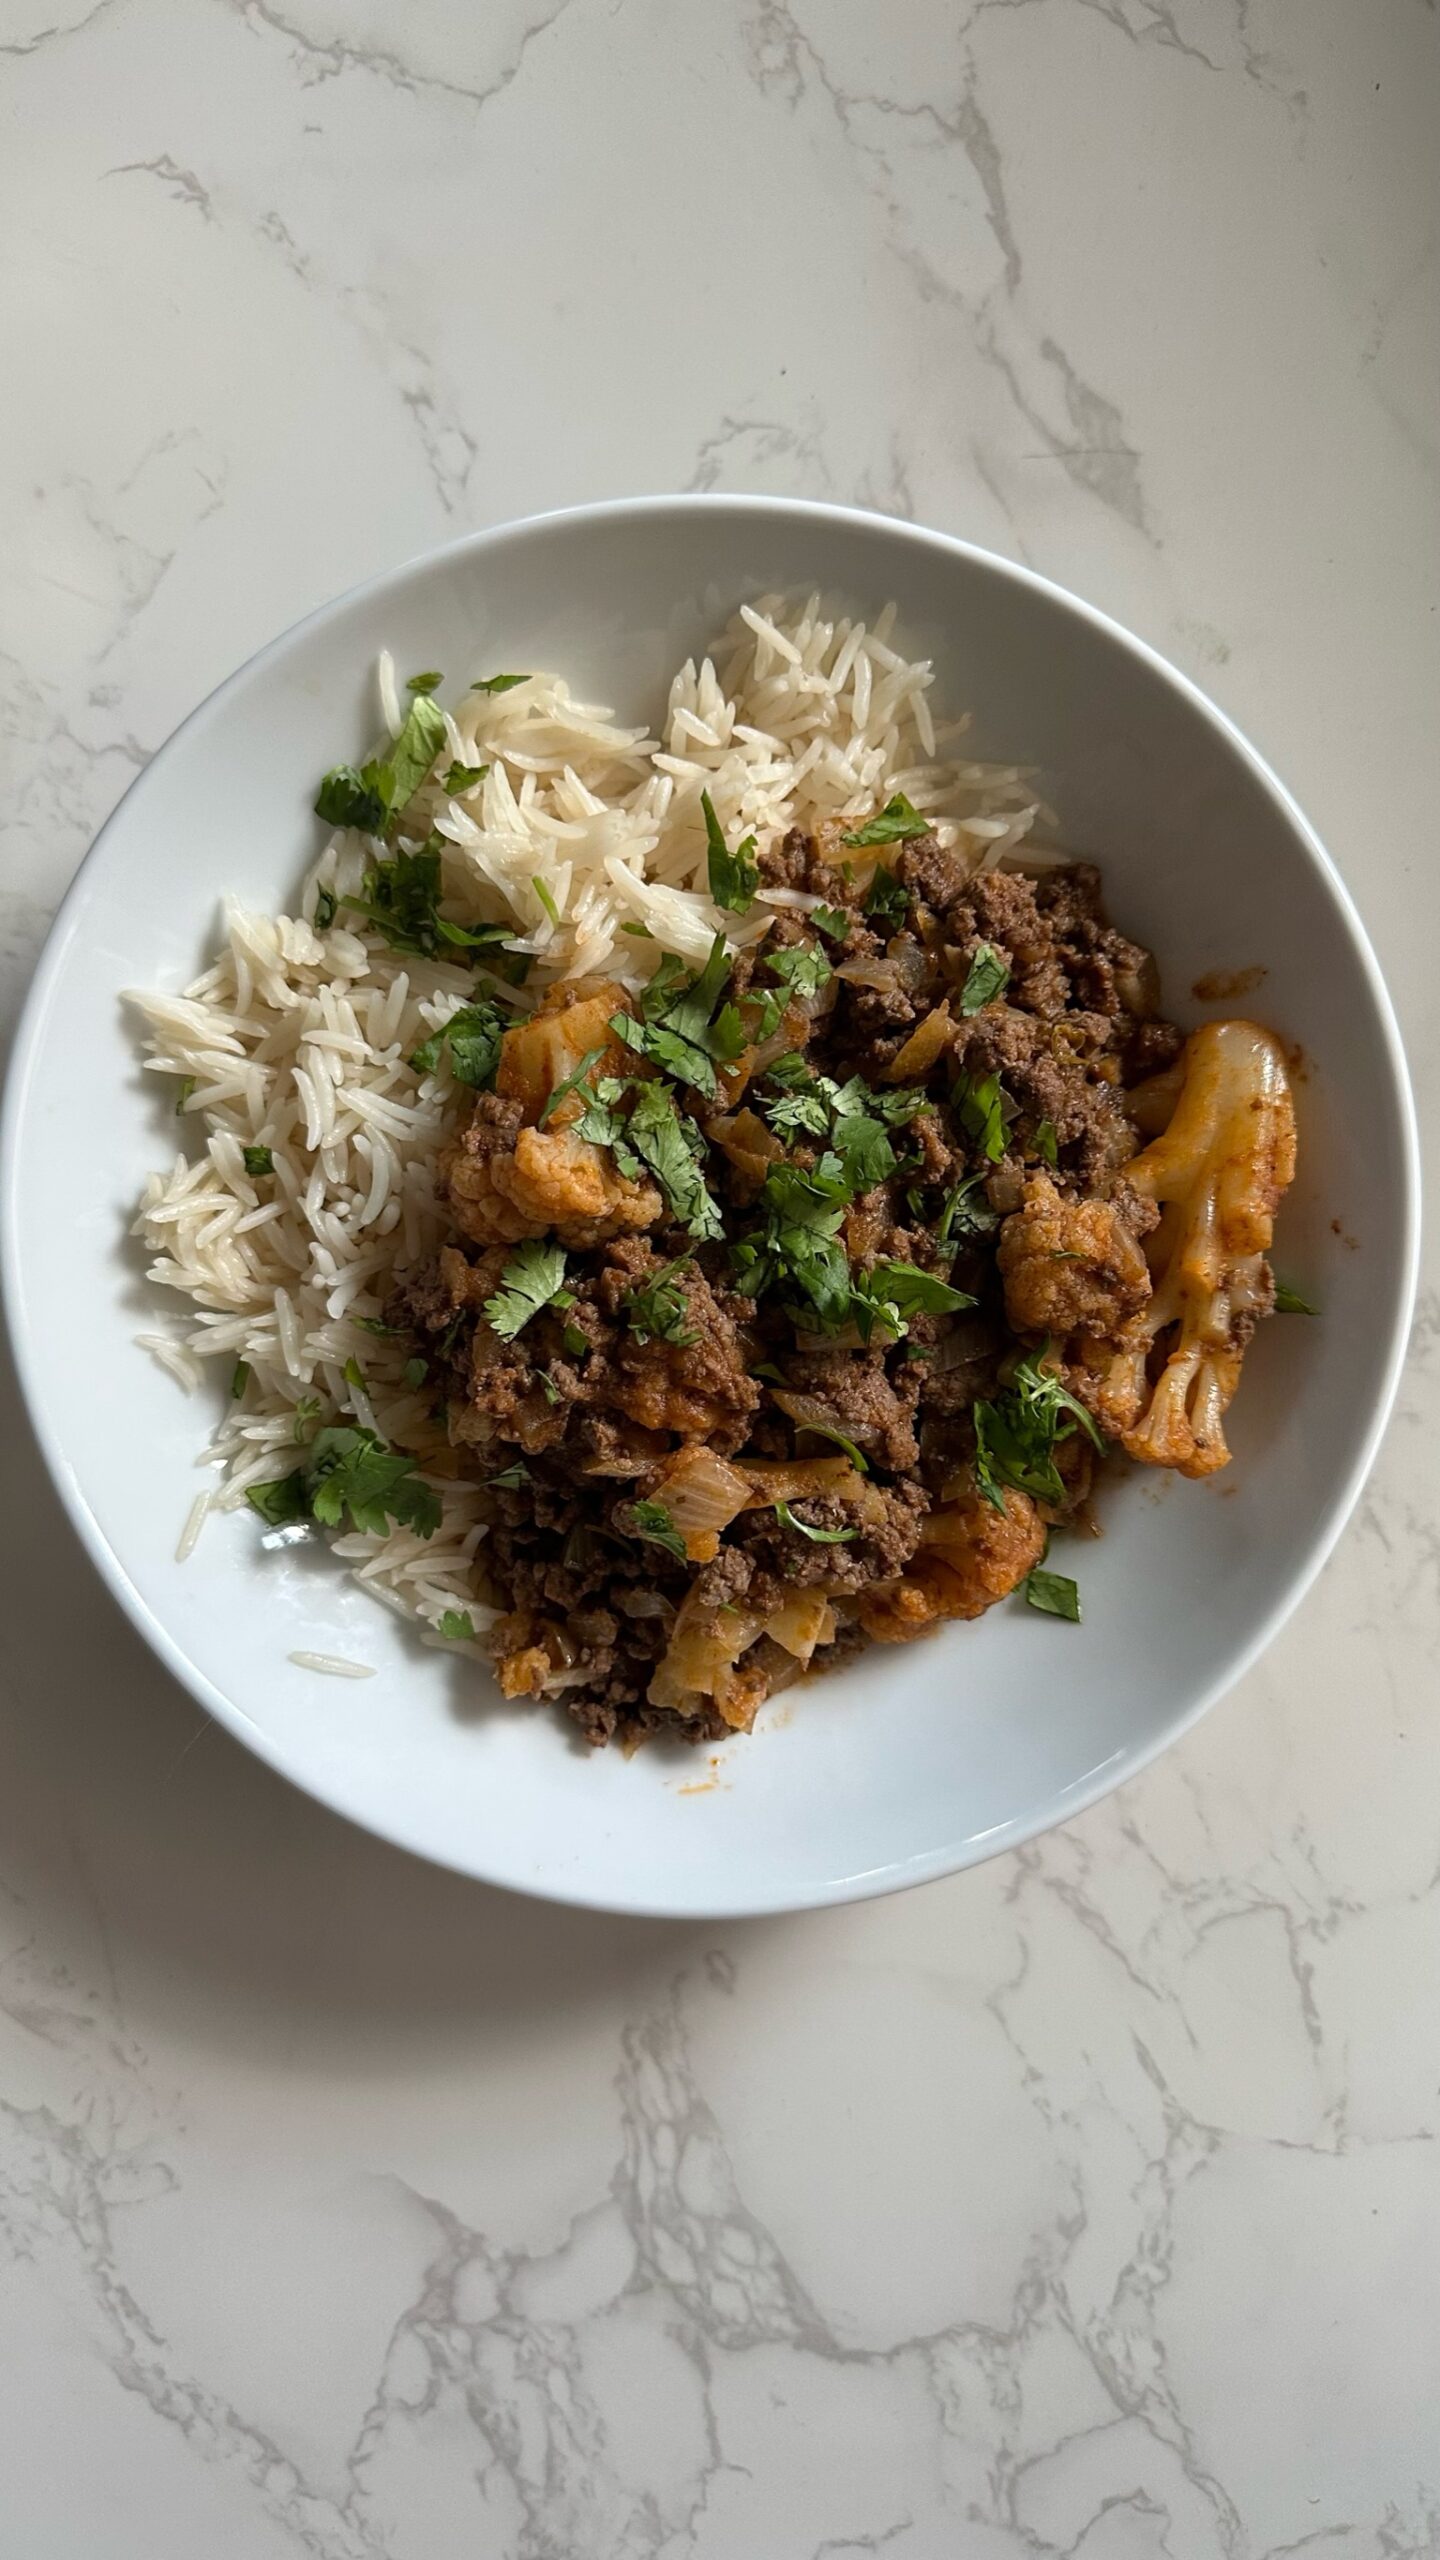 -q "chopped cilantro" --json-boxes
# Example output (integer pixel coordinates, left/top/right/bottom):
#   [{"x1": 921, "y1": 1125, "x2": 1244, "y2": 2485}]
[
  {"x1": 174, "y1": 1076, "x2": 196, "y2": 1115},
  {"x1": 628, "y1": 1498, "x2": 687, "y2": 1562},
  {"x1": 862, "y1": 867, "x2": 911, "y2": 932},
  {"x1": 438, "y1": 1608, "x2": 476, "y2": 1639},
  {"x1": 537, "y1": 1367, "x2": 562, "y2": 1407},
  {"x1": 341, "y1": 841, "x2": 512, "y2": 963},
  {"x1": 443, "y1": 760, "x2": 488, "y2": 795},
  {"x1": 406, "y1": 670, "x2": 443, "y2": 695},
  {"x1": 764, "y1": 942, "x2": 832, "y2": 1003},
  {"x1": 731, "y1": 1157, "x2": 854, "y2": 1333},
  {"x1": 1274, "y1": 1281, "x2": 1319, "y2": 1315},
  {"x1": 245, "y1": 1472, "x2": 309, "y2": 1528},
  {"x1": 623, "y1": 1081, "x2": 723, "y2": 1239},
  {"x1": 842, "y1": 793, "x2": 929, "y2": 847},
  {"x1": 292, "y1": 1394, "x2": 322, "y2": 1443},
  {"x1": 701, "y1": 789, "x2": 759, "y2": 915},
  {"x1": 471, "y1": 672, "x2": 529, "y2": 694},
  {"x1": 959, "y1": 941, "x2": 1010, "y2": 1015},
  {"x1": 972, "y1": 1346, "x2": 1104, "y2": 1514},
  {"x1": 1024, "y1": 1566, "x2": 1082, "y2": 1622},
  {"x1": 351, "y1": 1316, "x2": 404, "y2": 1336},
  {"x1": 622, "y1": 1253, "x2": 698, "y2": 1347},
  {"x1": 953, "y1": 1069, "x2": 1008, "y2": 1164},
  {"x1": 775, "y1": 1500, "x2": 856, "y2": 1543},
  {"x1": 307, "y1": 1426, "x2": 441, "y2": 1537},
  {"x1": 539, "y1": 1044, "x2": 607, "y2": 1129},
  {"x1": 620, "y1": 920, "x2": 654, "y2": 938},
  {"x1": 860, "y1": 1260, "x2": 976, "y2": 1331},
  {"x1": 936, "y1": 1170, "x2": 998, "y2": 1245},
  {"x1": 410, "y1": 997, "x2": 506, "y2": 1090},
  {"x1": 483, "y1": 1239, "x2": 570, "y2": 1341},
  {"x1": 230, "y1": 1360, "x2": 250, "y2": 1399},
  {"x1": 403, "y1": 1356, "x2": 428, "y2": 1388},
  {"x1": 314, "y1": 693, "x2": 446, "y2": 837},
  {"x1": 343, "y1": 1356, "x2": 366, "y2": 1395},
  {"x1": 1034, "y1": 1118, "x2": 1059, "y2": 1167},
  {"x1": 532, "y1": 874, "x2": 561, "y2": 927},
  {"x1": 810, "y1": 903, "x2": 852, "y2": 942},
  {"x1": 313, "y1": 885, "x2": 337, "y2": 930},
  {"x1": 486, "y1": 1462, "x2": 530, "y2": 1490},
  {"x1": 242, "y1": 1145, "x2": 273, "y2": 1178},
  {"x1": 610, "y1": 933, "x2": 743, "y2": 1098}
]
